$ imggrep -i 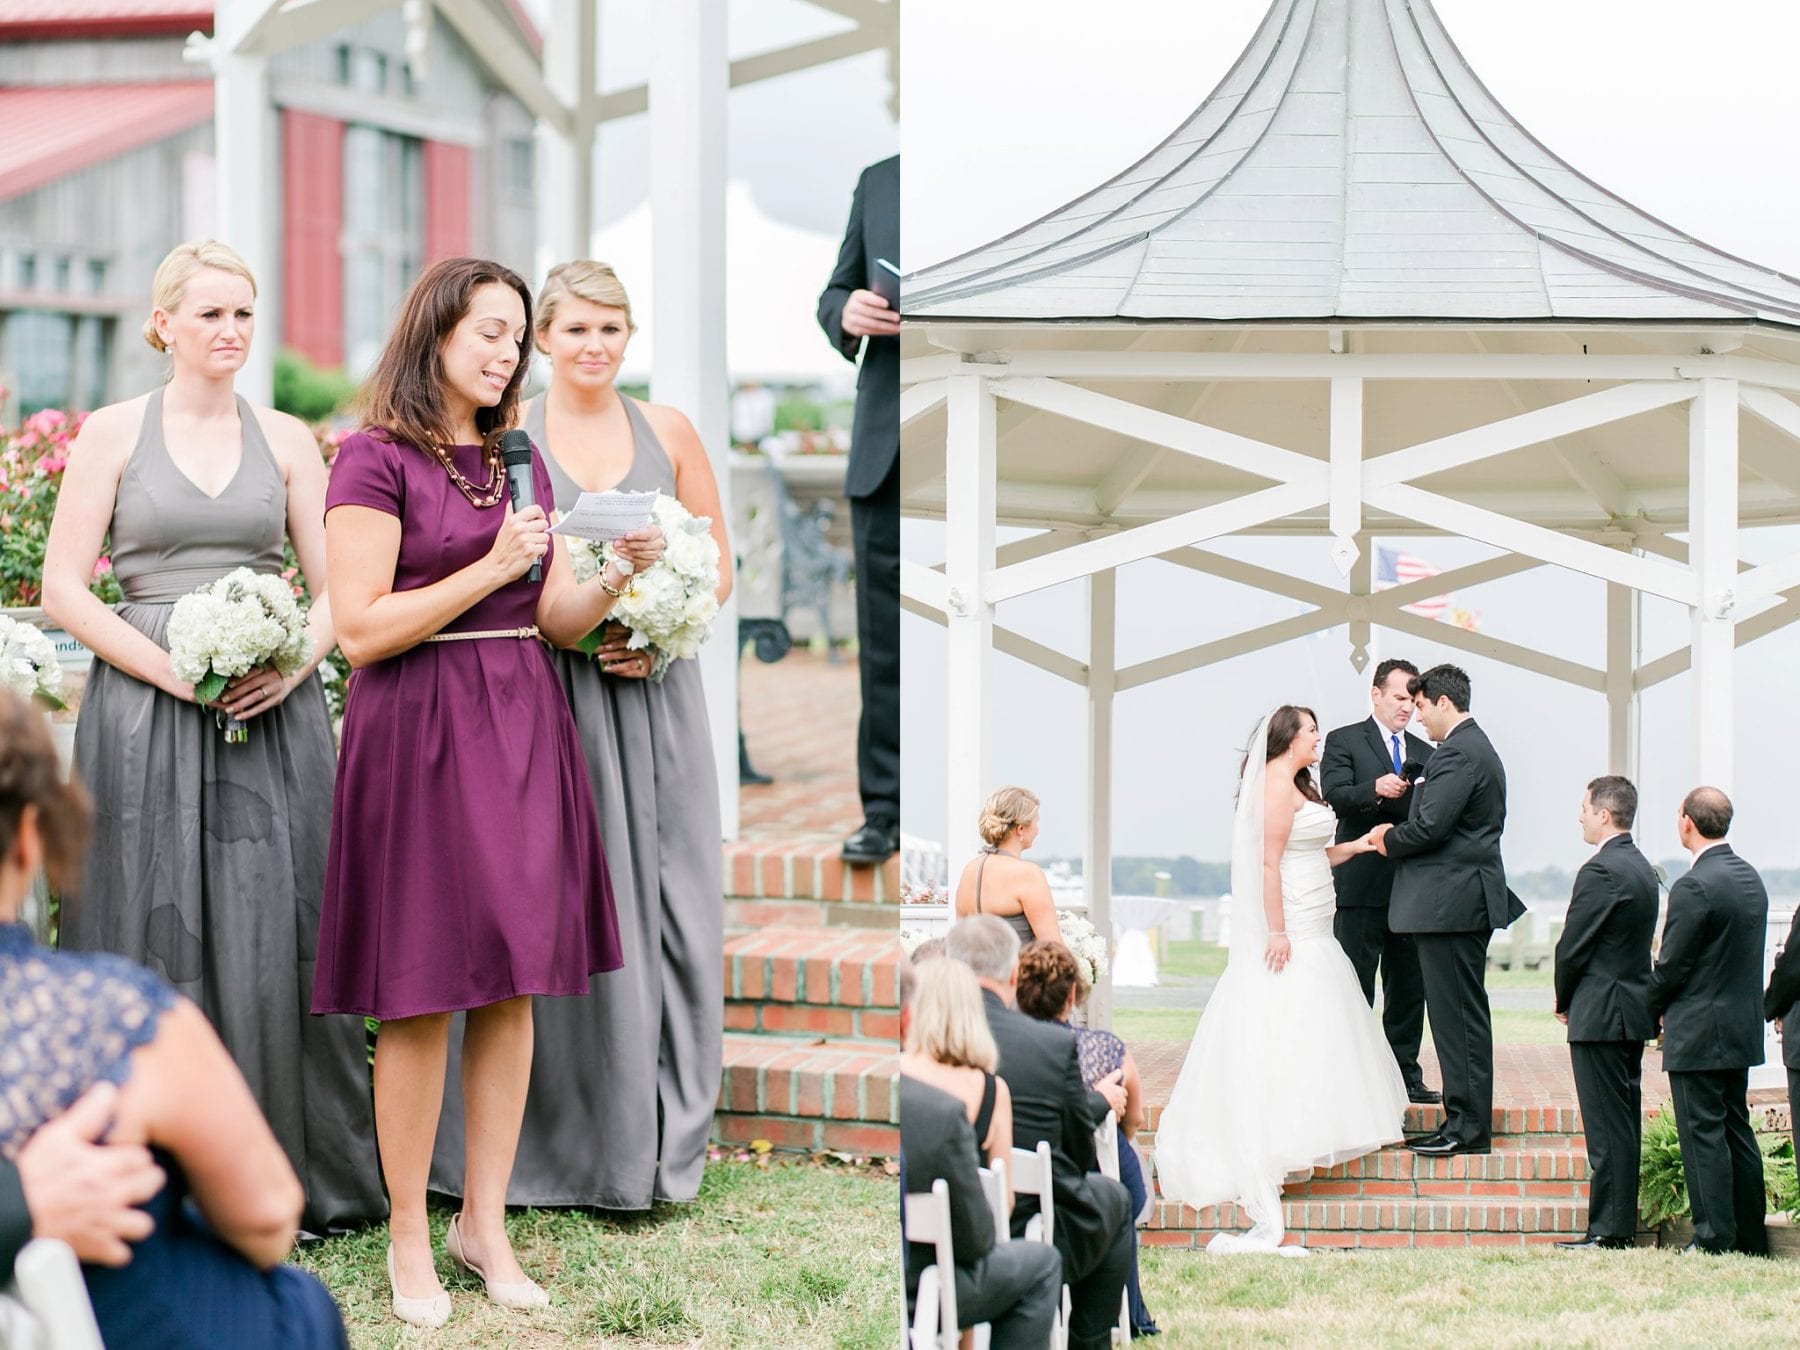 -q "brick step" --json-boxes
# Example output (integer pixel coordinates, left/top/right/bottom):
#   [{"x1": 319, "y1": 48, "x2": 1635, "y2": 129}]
[
  {"x1": 722, "y1": 926, "x2": 901, "y2": 1043},
  {"x1": 1311, "y1": 1147, "x2": 1589, "y2": 1183},
  {"x1": 1145, "y1": 1196, "x2": 1590, "y2": 1248},
  {"x1": 722, "y1": 839, "x2": 899, "y2": 929},
  {"x1": 1138, "y1": 1129, "x2": 1585, "y2": 1156},
  {"x1": 713, "y1": 1032, "x2": 899, "y2": 1157},
  {"x1": 1142, "y1": 1101, "x2": 1584, "y2": 1139}
]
